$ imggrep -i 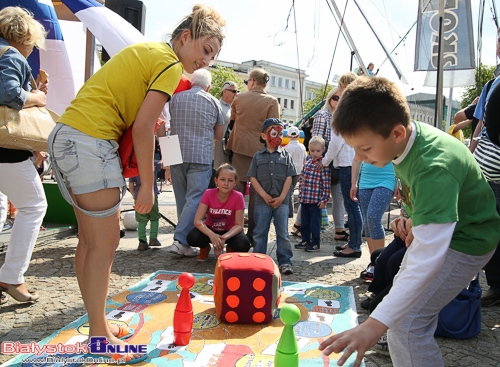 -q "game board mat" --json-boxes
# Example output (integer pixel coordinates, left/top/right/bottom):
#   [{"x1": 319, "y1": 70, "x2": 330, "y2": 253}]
[{"x1": 1, "y1": 270, "x2": 365, "y2": 366}]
